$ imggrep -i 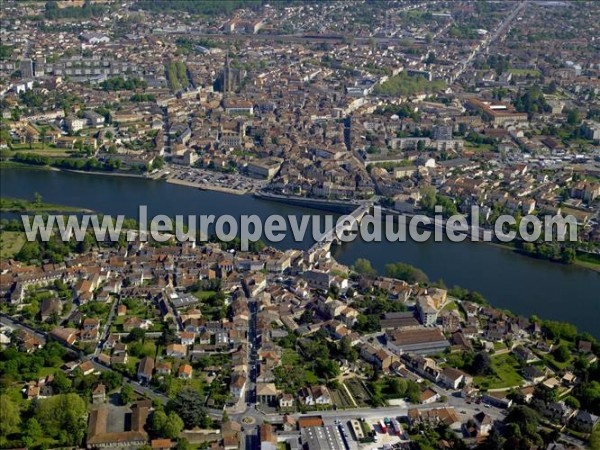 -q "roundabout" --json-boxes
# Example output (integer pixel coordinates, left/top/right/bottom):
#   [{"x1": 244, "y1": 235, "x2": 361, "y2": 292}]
[{"x1": 241, "y1": 416, "x2": 256, "y2": 425}]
